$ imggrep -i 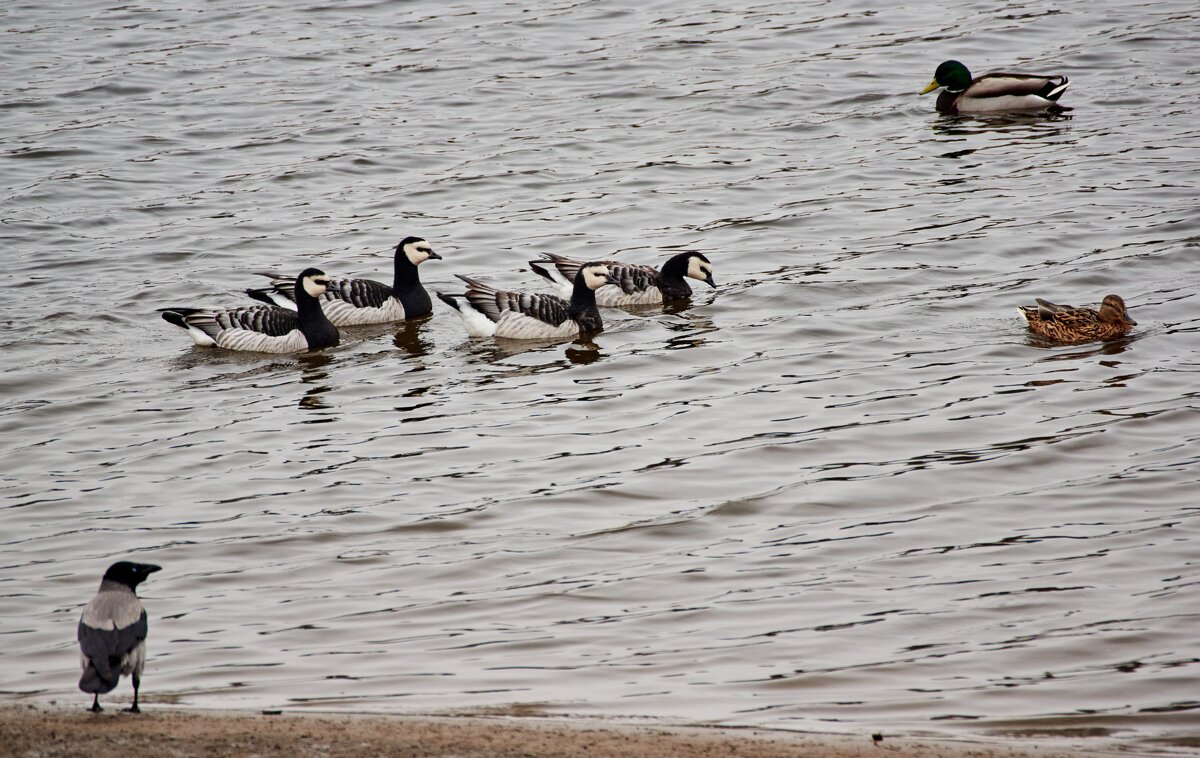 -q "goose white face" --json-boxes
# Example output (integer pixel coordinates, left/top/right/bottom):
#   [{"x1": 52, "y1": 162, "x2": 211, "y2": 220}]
[
  {"x1": 404, "y1": 239, "x2": 437, "y2": 265},
  {"x1": 302, "y1": 273, "x2": 331, "y2": 297},
  {"x1": 686, "y1": 255, "x2": 714, "y2": 284},
  {"x1": 582, "y1": 264, "x2": 611, "y2": 290}
]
